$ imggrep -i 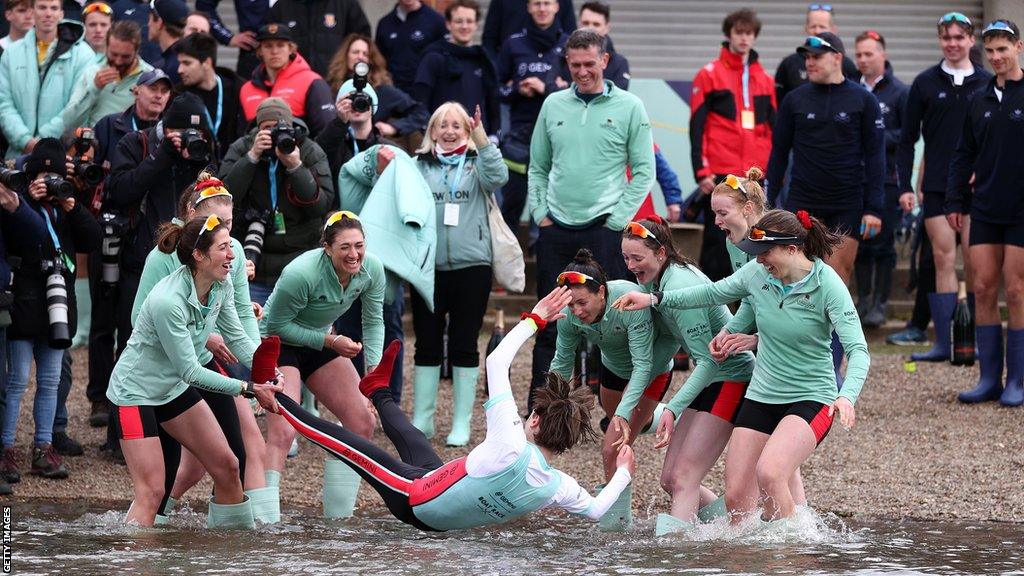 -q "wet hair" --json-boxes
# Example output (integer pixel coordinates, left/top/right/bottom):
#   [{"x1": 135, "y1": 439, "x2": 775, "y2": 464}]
[
  {"x1": 565, "y1": 28, "x2": 607, "y2": 55},
  {"x1": 416, "y1": 101, "x2": 474, "y2": 154},
  {"x1": 754, "y1": 209, "x2": 843, "y2": 260},
  {"x1": 321, "y1": 211, "x2": 364, "y2": 246},
  {"x1": 177, "y1": 169, "x2": 232, "y2": 219},
  {"x1": 156, "y1": 214, "x2": 227, "y2": 269},
  {"x1": 561, "y1": 248, "x2": 607, "y2": 295},
  {"x1": 326, "y1": 33, "x2": 392, "y2": 92},
  {"x1": 445, "y1": 0, "x2": 479, "y2": 21},
  {"x1": 580, "y1": 1, "x2": 610, "y2": 22},
  {"x1": 174, "y1": 32, "x2": 218, "y2": 66},
  {"x1": 723, "y1": 8, "x2": 762, "y2": 37},
  {"x1": 621, "y1": 214, "x2": 694, "y2": 268},
  {"x1": 532, "y1": 372, "x2": 600, "y2": 454},
  {"x1": 711, "y1": 166, "x2": 768, "y2": 217},
  {"x1": 109, "y1": 20, "x2": 142, "y2": 50}
]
